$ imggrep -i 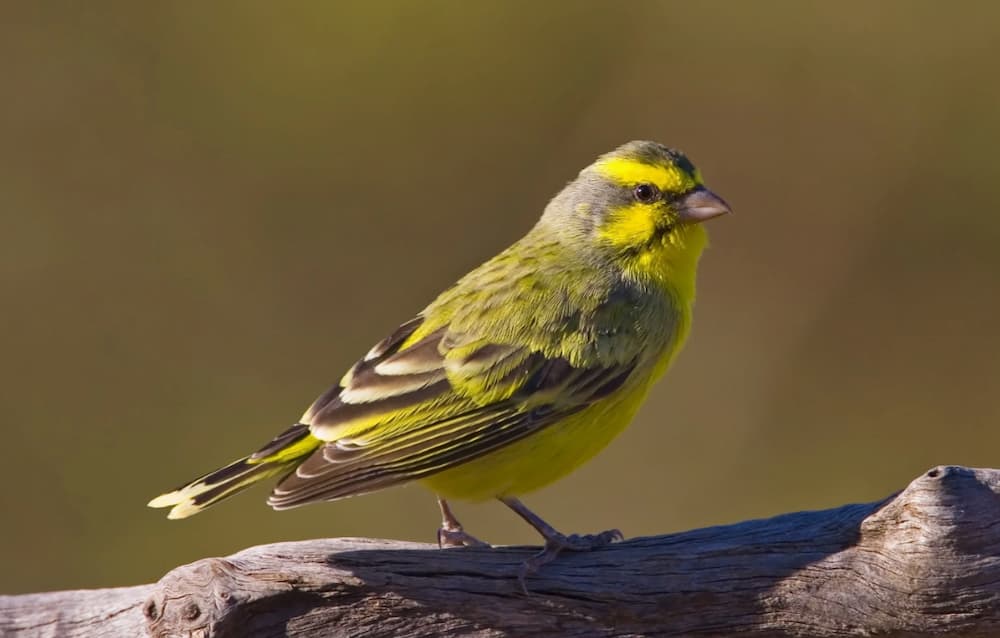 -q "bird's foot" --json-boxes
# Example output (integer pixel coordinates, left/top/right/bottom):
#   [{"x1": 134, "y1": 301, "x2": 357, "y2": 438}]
[
  {"x1": 436, "y1": 496, "x2": 490, "y2": 548},
  {"x1": 518, "y1": 528, "x2": 624, "y2": 594},
  {"x1": 437, "y1": 525, "x2": 491, "y2": 548}
]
